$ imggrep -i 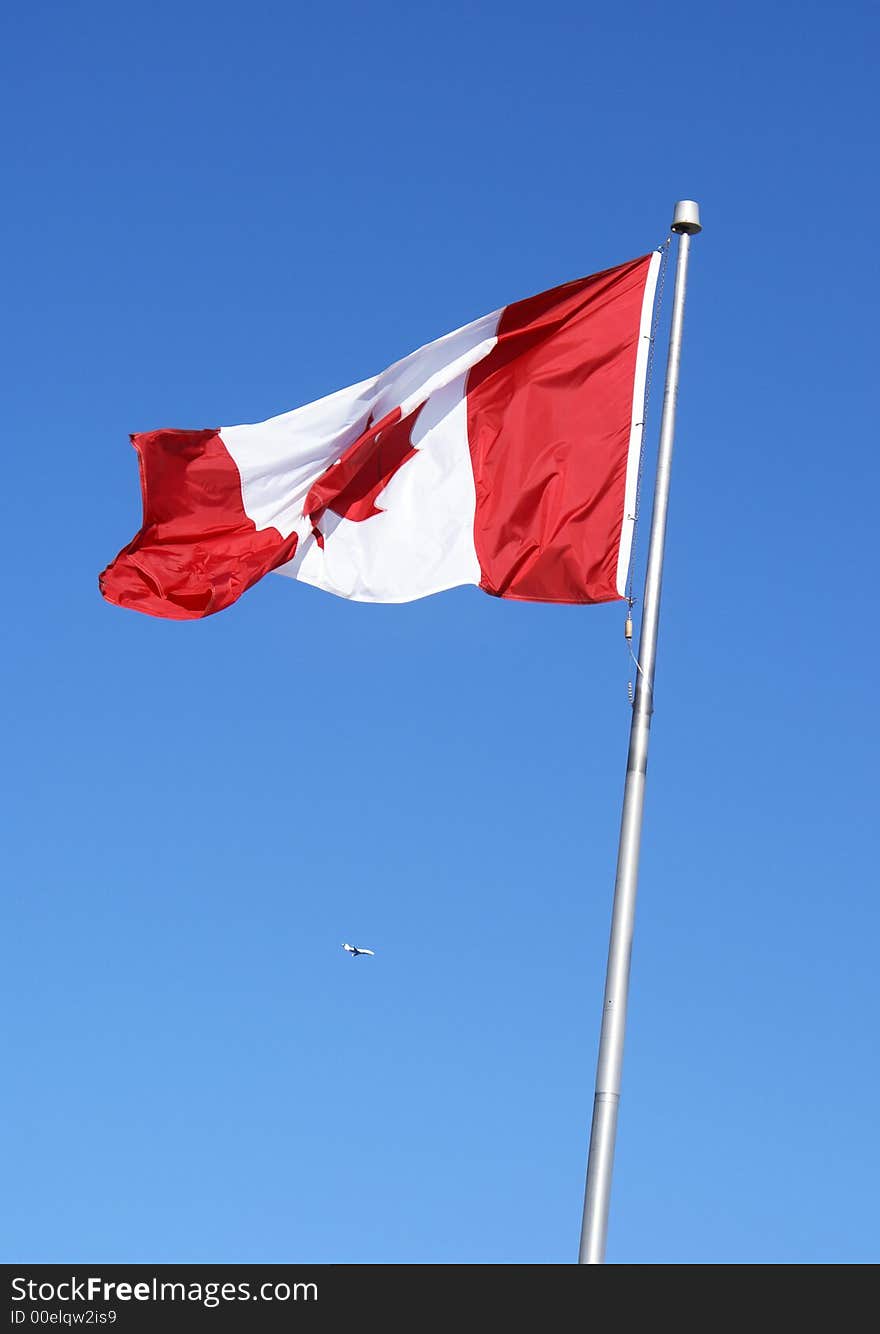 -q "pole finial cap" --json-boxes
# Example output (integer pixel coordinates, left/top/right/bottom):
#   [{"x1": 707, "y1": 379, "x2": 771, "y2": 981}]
[{"x1": 671, "y1": 200, "x2": 702, "y2": 234}]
